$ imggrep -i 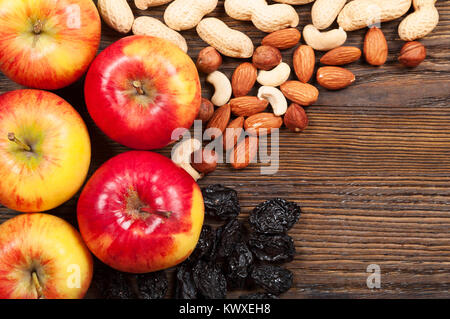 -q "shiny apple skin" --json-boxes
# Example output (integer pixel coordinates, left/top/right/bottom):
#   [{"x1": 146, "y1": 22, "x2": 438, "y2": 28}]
[
  {"x1": 77, "y1": 151, "x2": 205, "y2": 273},
  {"x1": 0, "y1": 89, "x2": 91, "y2": 213},
  {"x1": 0, "y1": 0, "x2": 101, "y2": 90},
  {"x1": 84, "y1": 35, "x2": 202, "y2": 150},
  {"x1": 0, "y1": 213, "x2": 93, "y2": 299}
]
